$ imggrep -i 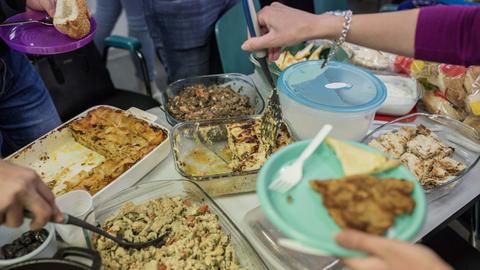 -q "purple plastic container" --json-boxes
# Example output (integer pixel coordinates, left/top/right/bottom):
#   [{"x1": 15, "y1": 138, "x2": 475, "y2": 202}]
[{"x1": 0, "y1": 11, "x2": 96, "y2": 55}]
